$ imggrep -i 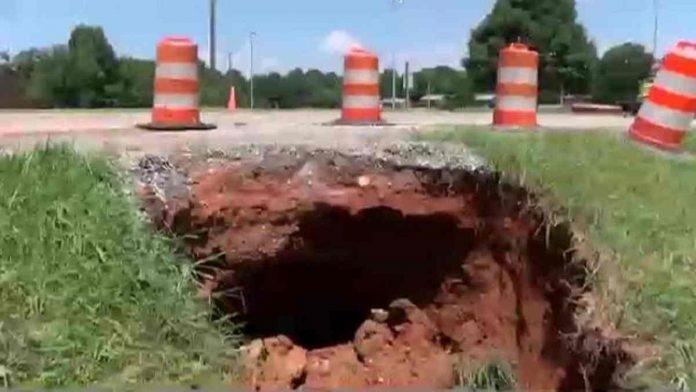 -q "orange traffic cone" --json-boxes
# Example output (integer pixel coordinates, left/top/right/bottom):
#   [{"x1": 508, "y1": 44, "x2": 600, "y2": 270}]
[{"x1": 227, "y1": 87, "x2": 237, "y2": 111}]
